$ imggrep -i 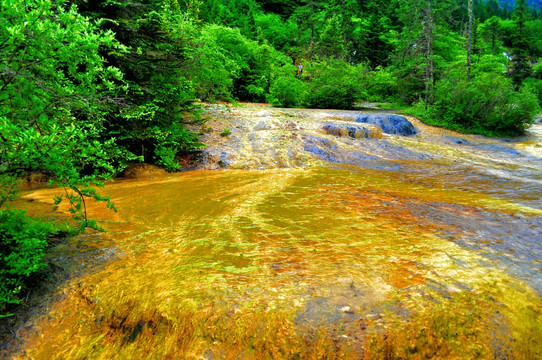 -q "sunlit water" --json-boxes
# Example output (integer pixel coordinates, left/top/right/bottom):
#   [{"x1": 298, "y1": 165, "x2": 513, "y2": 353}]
[{"x1": 3, "y1": 114, "x2": 542, "y2": 359}]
